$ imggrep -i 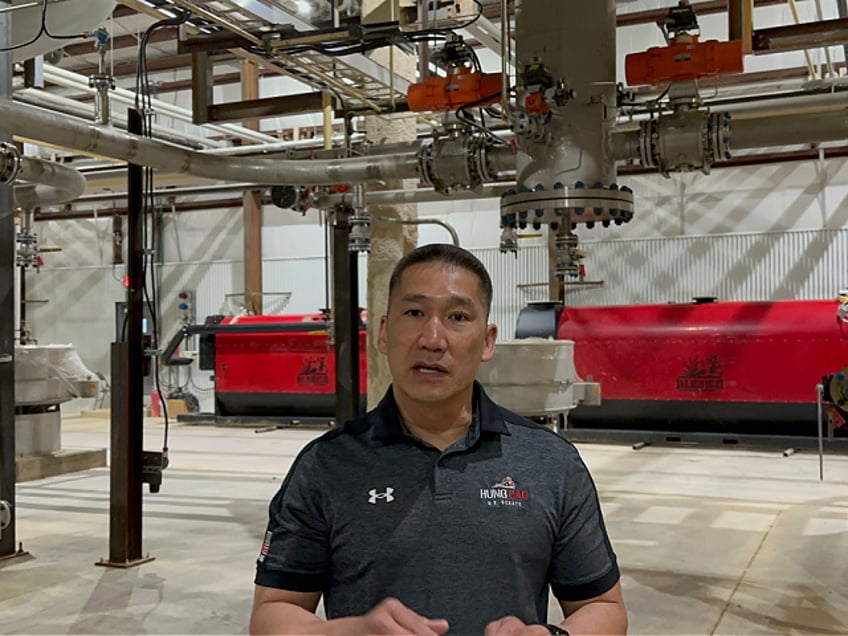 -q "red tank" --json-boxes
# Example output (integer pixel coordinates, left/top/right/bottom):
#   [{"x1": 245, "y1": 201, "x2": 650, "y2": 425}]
[
  {"x1": 539, "y1": 300, "x2": 848, "y2": 434},
  {"x1": 213, "y1": 314, "x2": 367, "y2": 418}
]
